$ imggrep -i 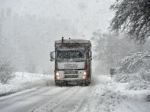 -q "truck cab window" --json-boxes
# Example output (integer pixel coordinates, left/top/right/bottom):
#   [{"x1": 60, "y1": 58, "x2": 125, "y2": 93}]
[{"x1": 57, "y1": 50, "x2": 84, "y2": 59}]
